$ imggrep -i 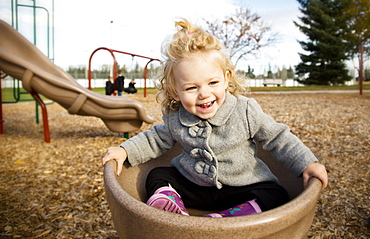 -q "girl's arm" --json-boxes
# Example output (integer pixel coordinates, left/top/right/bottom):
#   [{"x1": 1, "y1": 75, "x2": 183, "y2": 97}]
[
  {"x1": 247, "y1": 98, "x2": 328, "y2": 188},
  {"x1": 102, "y1": 119, "x2": 175, "y2": 176}
]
